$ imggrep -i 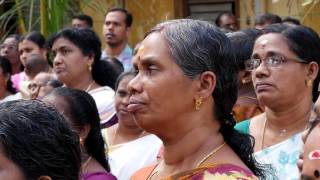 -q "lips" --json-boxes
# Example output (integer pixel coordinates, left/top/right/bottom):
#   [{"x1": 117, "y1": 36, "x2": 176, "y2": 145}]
[
  {"x1": 118, "y1": 109, "x2": 130, "y2": 115},
  {"x1": 127, "y1": 98, "x2": 146, "y2": 113},
  {"x1": 255, "y1": 82, "x2": 273, "y2": 93},
  {"x1": 105, "y1": 33, "x2": 115, "y2": 39},
  {"x1": 54, "y1": 67, "x2": 65, "y2": 74}
]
